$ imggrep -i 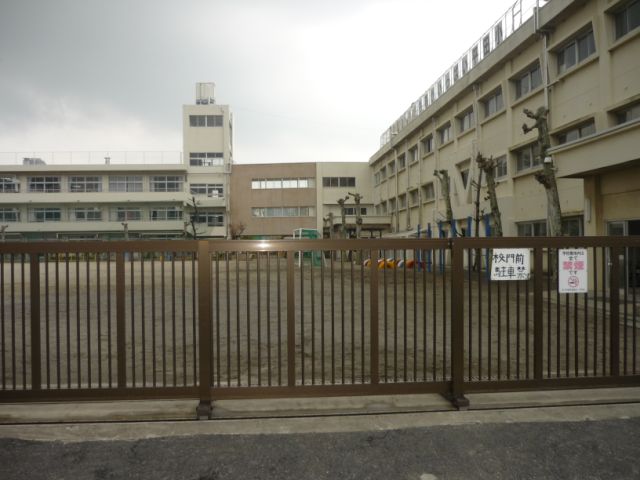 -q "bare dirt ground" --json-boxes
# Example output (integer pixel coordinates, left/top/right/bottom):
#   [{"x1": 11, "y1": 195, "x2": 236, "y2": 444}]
[{"x1": 1, "y1": 253, "x2": 638, "y2": 391}]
